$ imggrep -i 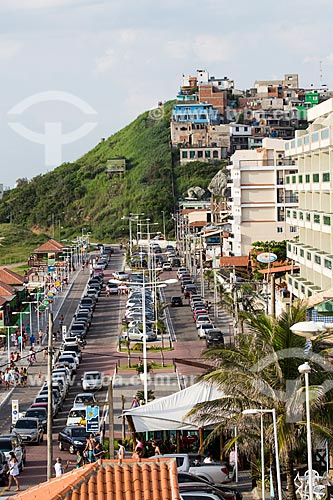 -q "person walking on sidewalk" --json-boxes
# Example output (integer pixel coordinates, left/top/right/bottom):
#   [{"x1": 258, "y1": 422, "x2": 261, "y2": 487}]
[{"x1": 6, "y1": 452, "x2": 20, "y2": 491}]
